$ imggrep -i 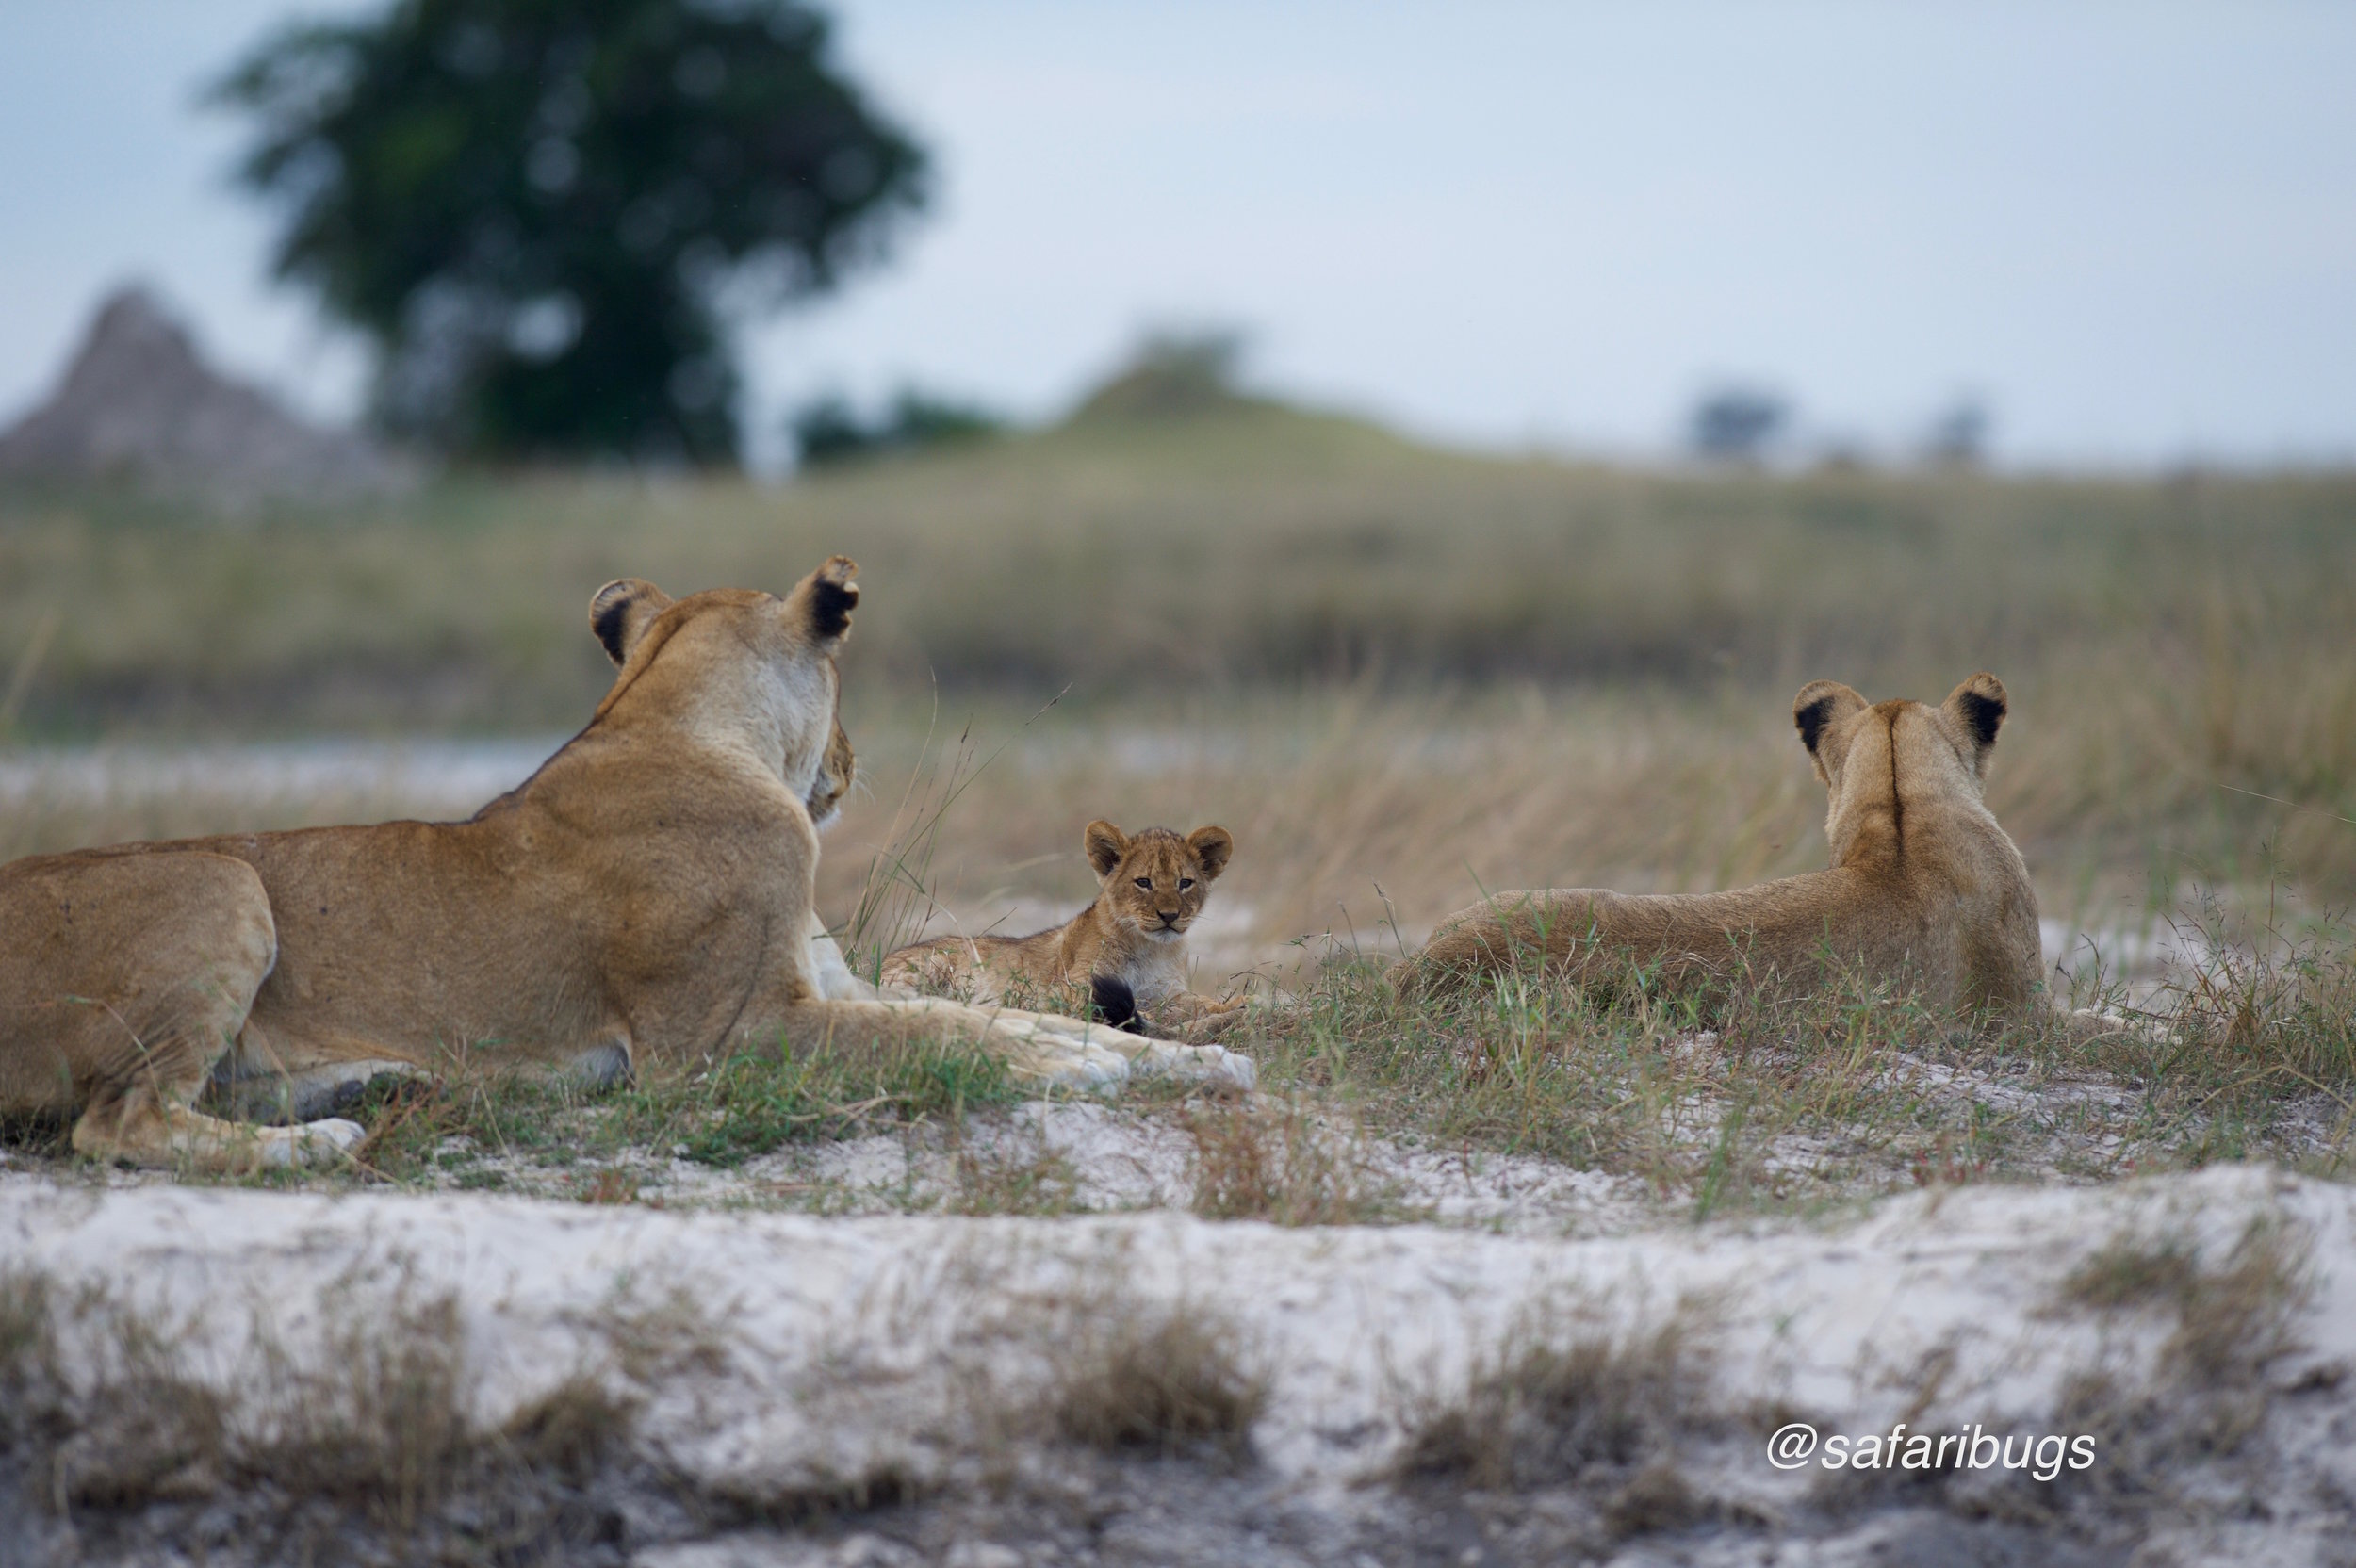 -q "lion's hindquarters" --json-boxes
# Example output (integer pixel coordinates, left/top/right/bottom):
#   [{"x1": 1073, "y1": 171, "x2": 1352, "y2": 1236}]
[
  {"x1": 1396, "y1": 867, "x2": 2047, "y2": 1021},
  {"x1": 1393, "y1": 877, "x2": 1887, "y2": 1002},
  {"x1": 1392, "y1": 890, "x2": 1616, "y2": 995},
  {"x1": 0, "y1": 853, "x2": 269, "y2": 1105},
  {"x1": 0, "y1": 852, "x2": 361, "y2": 1170}
]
